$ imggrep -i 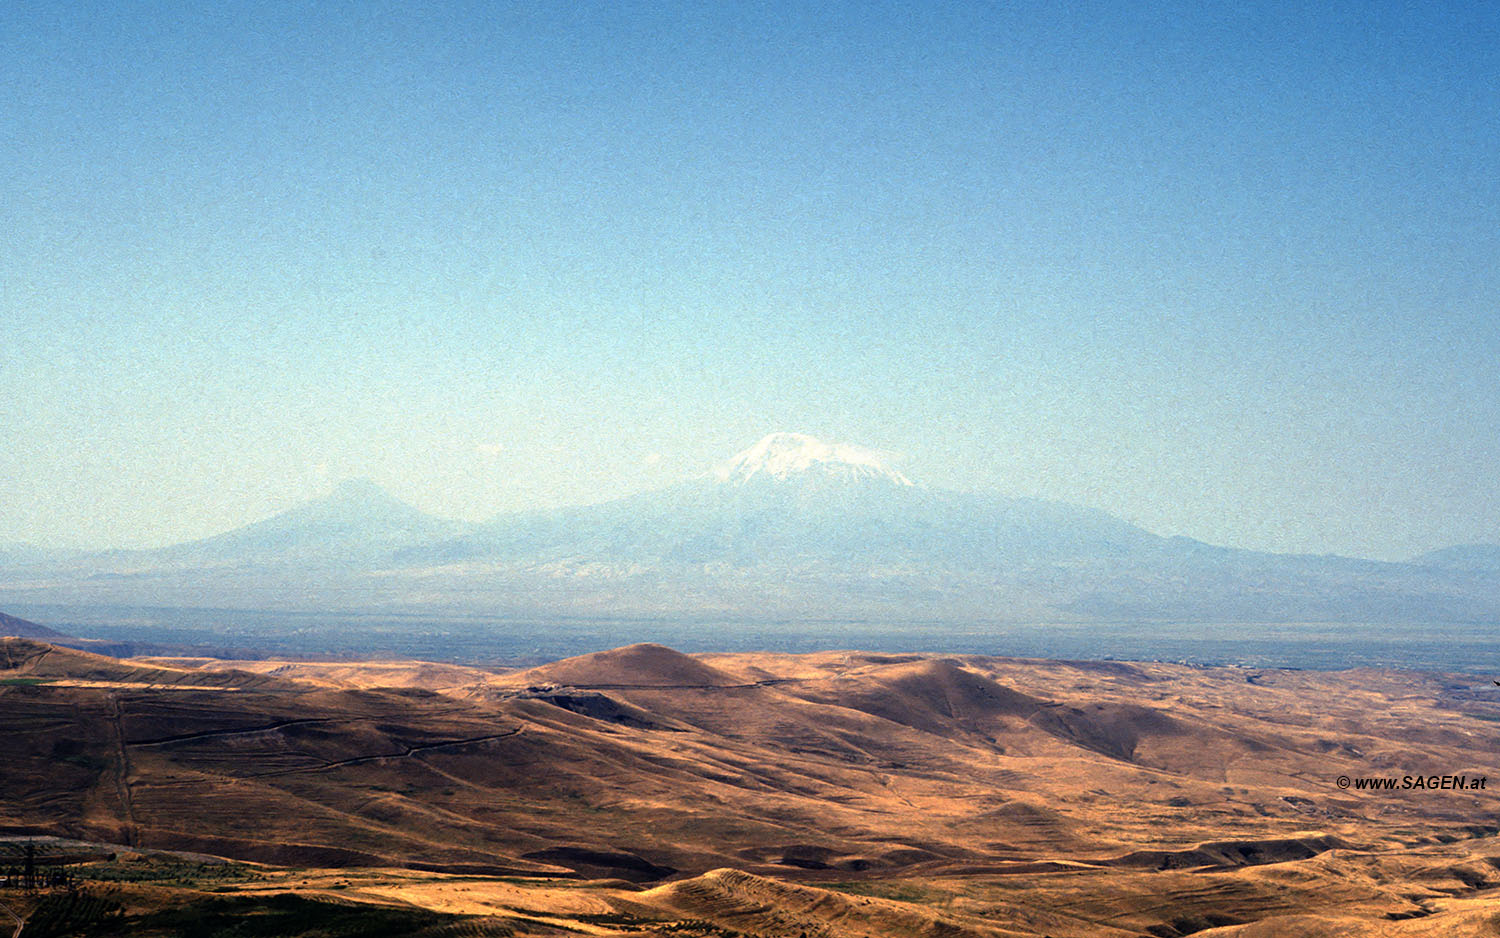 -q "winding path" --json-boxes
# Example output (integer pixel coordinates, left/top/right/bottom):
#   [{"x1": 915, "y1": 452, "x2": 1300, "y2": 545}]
[
  {"x1": 251, "y1": 726, "x2": 526, "y2": 778},
  {"x1": 0, "y1": 898, "x2": 23, "y2": 938},
  {"x1": 129, "y1": 718, "x2": 335, "y2": 748}
]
